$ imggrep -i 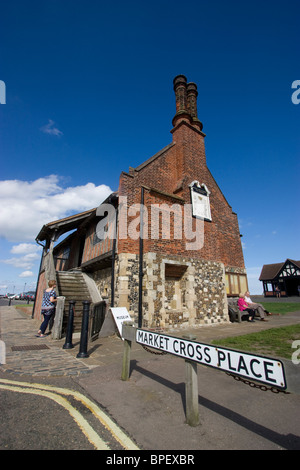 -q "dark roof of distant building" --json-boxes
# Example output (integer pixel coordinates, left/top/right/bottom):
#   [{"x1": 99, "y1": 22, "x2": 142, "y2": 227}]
[{"x1": 259, "y1": 259, "x2": 300, "y2": 280}]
